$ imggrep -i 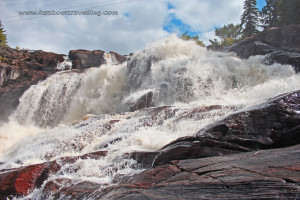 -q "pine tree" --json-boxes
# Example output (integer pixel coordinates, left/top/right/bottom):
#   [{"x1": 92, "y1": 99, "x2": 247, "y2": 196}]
[
  {"x1": 215, "y1": 23, "x2": 242, "y2": 43},
  {"x1": 0, "y1": 21, "x2": 8, "y2": 46},
  {"x1": 181, "y1": 32, "x2": 205, "y2": 47},
  {"x1": 261, "y1": 0, "x2": 281, "y2": 29},
  {"x1": 240, "y1": 0, "x2": 260, "y2": 37},
  {"x1": 261, "y1": 0, "x2": 300, "y2": 28},
  {"x1": 279, "y1": 0, "x2": 300, "y2": 26}
]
